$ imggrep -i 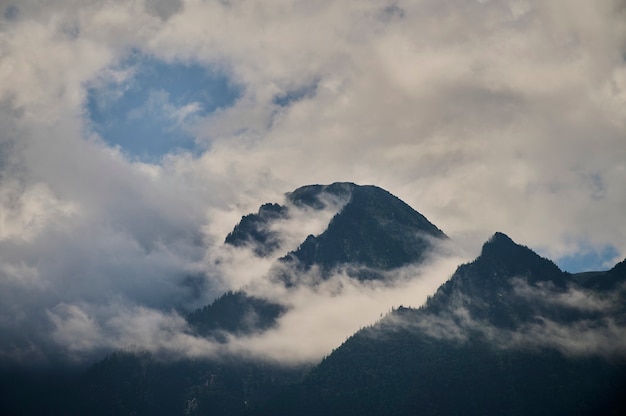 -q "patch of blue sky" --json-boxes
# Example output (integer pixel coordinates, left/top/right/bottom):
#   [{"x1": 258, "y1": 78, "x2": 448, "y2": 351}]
[
  {"x1": 85, "y1": 52, "x2": 241, "y2": 161},
  {"x1": 555, "y1": 244, "x2": 620, "y2": 273}
]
